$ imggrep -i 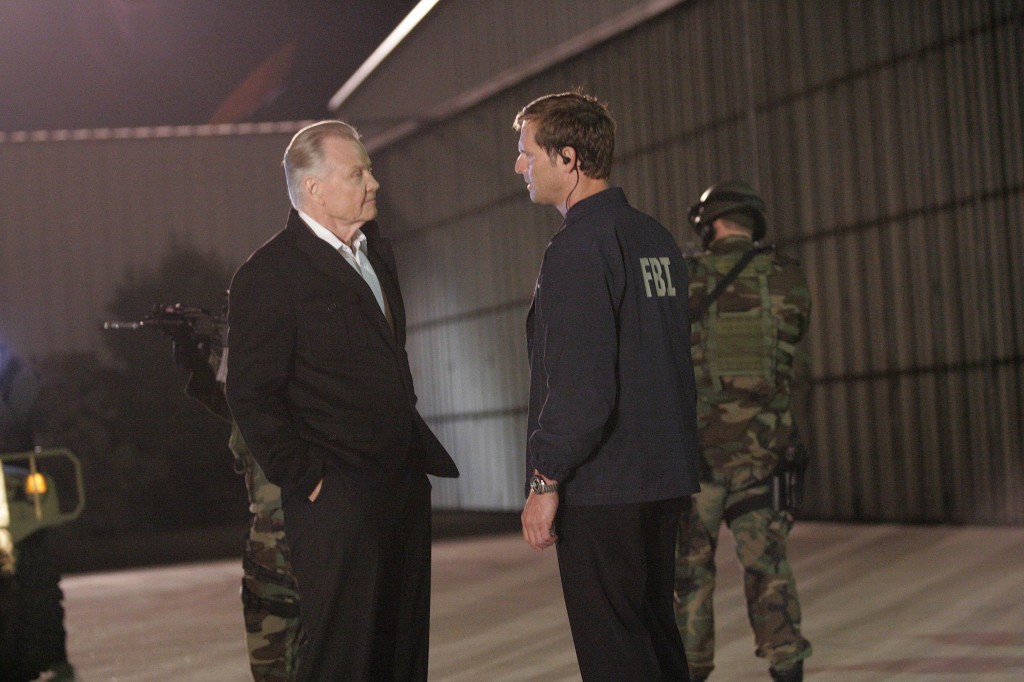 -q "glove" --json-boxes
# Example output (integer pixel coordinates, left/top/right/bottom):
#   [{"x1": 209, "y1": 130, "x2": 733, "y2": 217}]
[{"x1": 172, "y1": 336, "x2": 210, "y2": 373}]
